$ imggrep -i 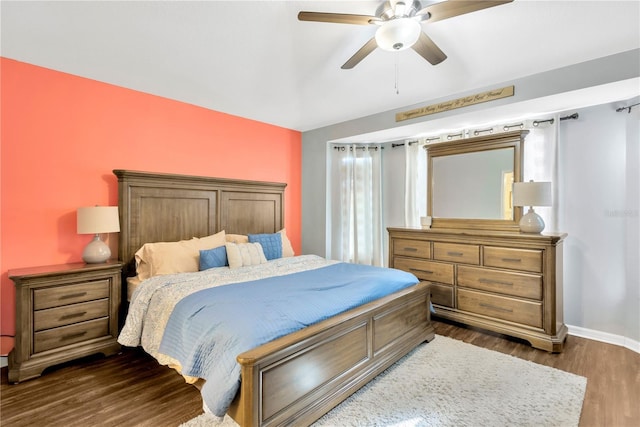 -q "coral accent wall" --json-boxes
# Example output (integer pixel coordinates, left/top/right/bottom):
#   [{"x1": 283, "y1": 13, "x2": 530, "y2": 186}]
[{"x1": 0, "y1": 58, "x2": 302, "y2": 355}]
